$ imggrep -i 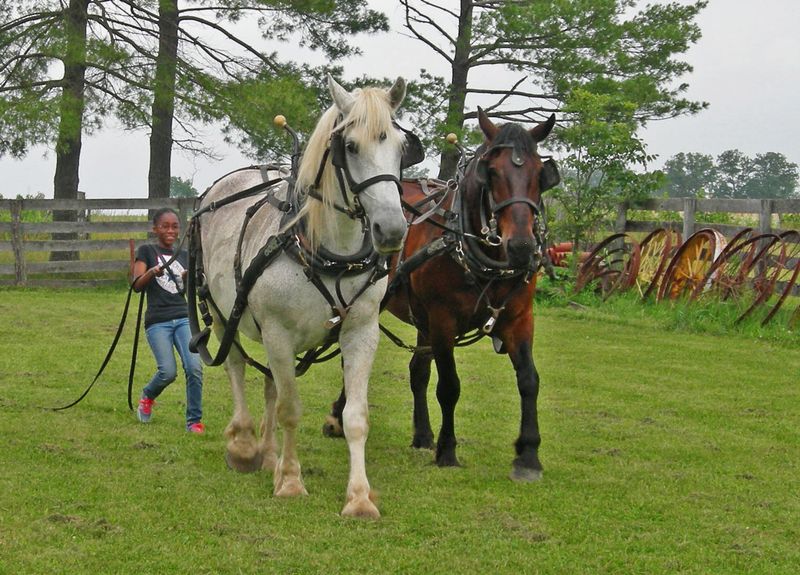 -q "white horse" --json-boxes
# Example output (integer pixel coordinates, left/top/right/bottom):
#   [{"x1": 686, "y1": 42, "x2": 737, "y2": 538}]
[{"x1": 193, "y1": 76, "x2": 414, "y2": 518}]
